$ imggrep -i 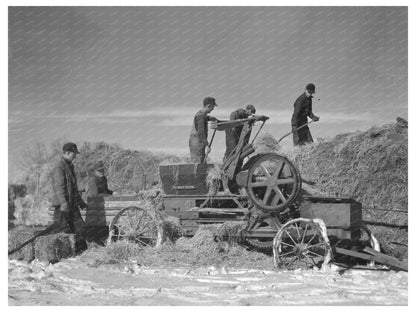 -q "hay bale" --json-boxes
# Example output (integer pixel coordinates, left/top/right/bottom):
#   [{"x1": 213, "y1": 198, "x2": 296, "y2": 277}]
[
  {"x1": 8, "y1": 227, "x2": 39, "y2": 262},
  {"x1": 34, "y1": 233, "x2": 76, "y2": 263}
]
